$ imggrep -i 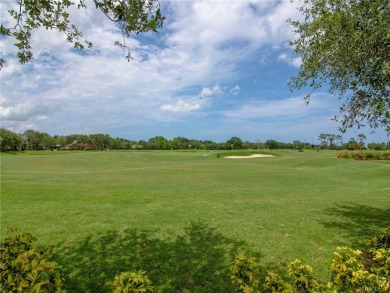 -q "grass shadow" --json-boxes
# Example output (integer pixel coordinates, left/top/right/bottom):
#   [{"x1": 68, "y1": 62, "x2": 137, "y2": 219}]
[
  {"x1": 53, "y1": 221, "x2": 261, "y2": 292},
  {"x1": 321, "y1": 203, "x2": 390, "y2": 247}
]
